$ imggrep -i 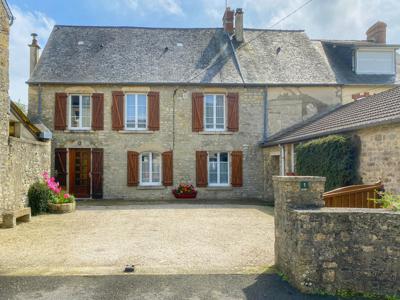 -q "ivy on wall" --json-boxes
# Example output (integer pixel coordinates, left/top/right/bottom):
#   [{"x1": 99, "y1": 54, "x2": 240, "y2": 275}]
[{"x1": 296, "y1": 135, "x2": 359, "y2": 191}]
